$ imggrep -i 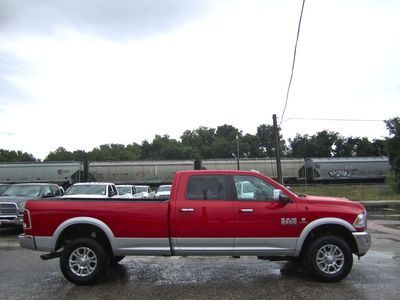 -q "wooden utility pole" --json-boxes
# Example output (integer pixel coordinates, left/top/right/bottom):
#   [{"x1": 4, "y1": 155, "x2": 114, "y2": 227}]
[{"x1": 273, "y1": 114, "x2": 283, "y2": 184}]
